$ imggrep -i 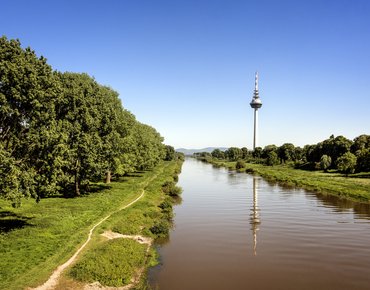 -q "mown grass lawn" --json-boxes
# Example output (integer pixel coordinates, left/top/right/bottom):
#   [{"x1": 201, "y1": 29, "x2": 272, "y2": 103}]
[
  {"x1": 209, "y1": 159, "x2": 370, "y2": 202},
  {"x1": 0, "y1": 160, "x2": 181, "y2": 290}
]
